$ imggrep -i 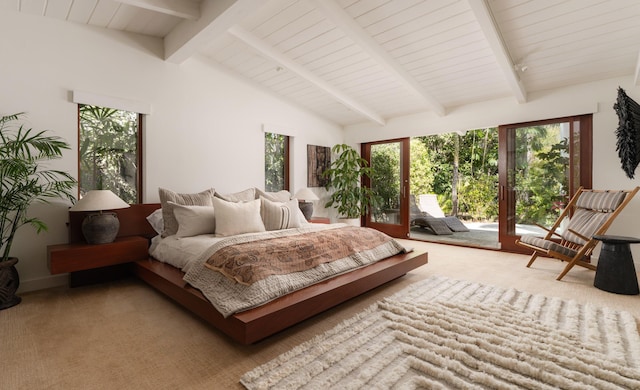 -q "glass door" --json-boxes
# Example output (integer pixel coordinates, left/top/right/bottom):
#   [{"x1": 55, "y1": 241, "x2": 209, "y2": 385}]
[
  {"x1": 498, "y1": 115, "x2": 592, "y2": 251},
  {"x1": 362, "y1": 138, "x2": 410, "y2": 238}
]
